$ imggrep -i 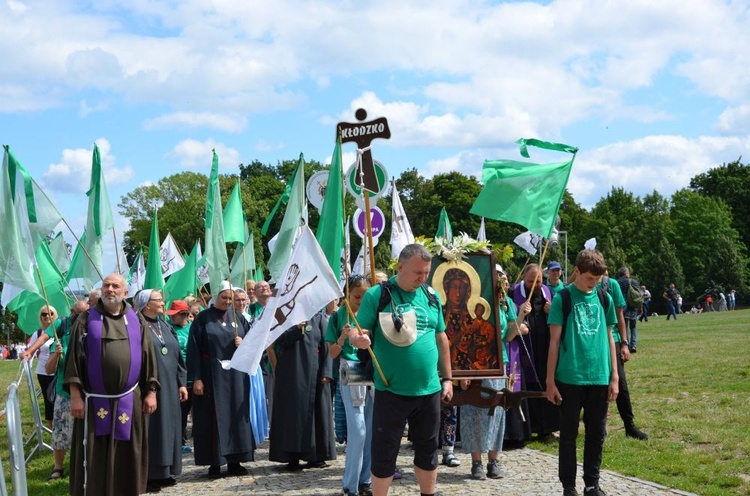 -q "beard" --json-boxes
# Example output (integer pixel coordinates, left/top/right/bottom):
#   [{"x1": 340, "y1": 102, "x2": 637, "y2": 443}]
[{"x1": 102, "y1": 295, "x2": 124, "y2": 306}]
